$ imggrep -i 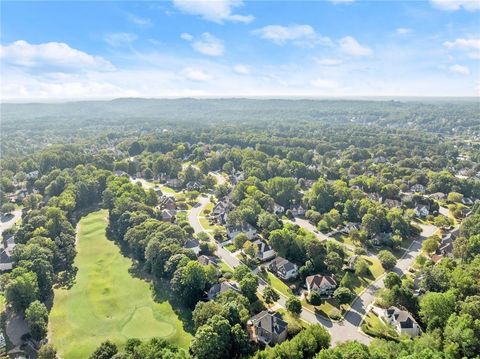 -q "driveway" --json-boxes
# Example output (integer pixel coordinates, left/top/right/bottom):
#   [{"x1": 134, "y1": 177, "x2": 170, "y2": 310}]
[{"x1": 0, "y1": 210, "x2": 22, "y2": 237}]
